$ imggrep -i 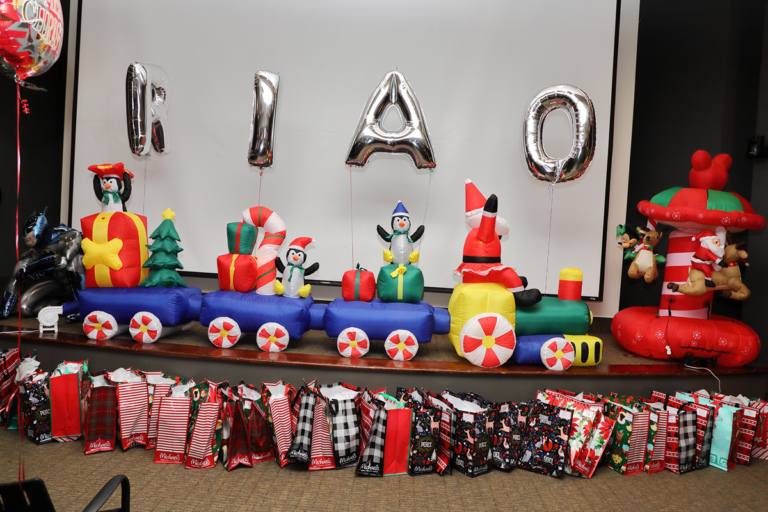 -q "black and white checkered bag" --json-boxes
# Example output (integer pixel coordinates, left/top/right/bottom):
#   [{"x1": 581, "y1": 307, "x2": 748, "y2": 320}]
[
  {"x1": 318, "y1": 382, "x2": 362, "y2": 468},
  {"x1": 356, "y1": 407, "x2": 387, "y2": 476},
  {"x1": 287, "y1": 389, "x2": 316, "y2": 464},
  {"x1": 678, "y1": 406, "x2": 698, "y2": 473}
]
